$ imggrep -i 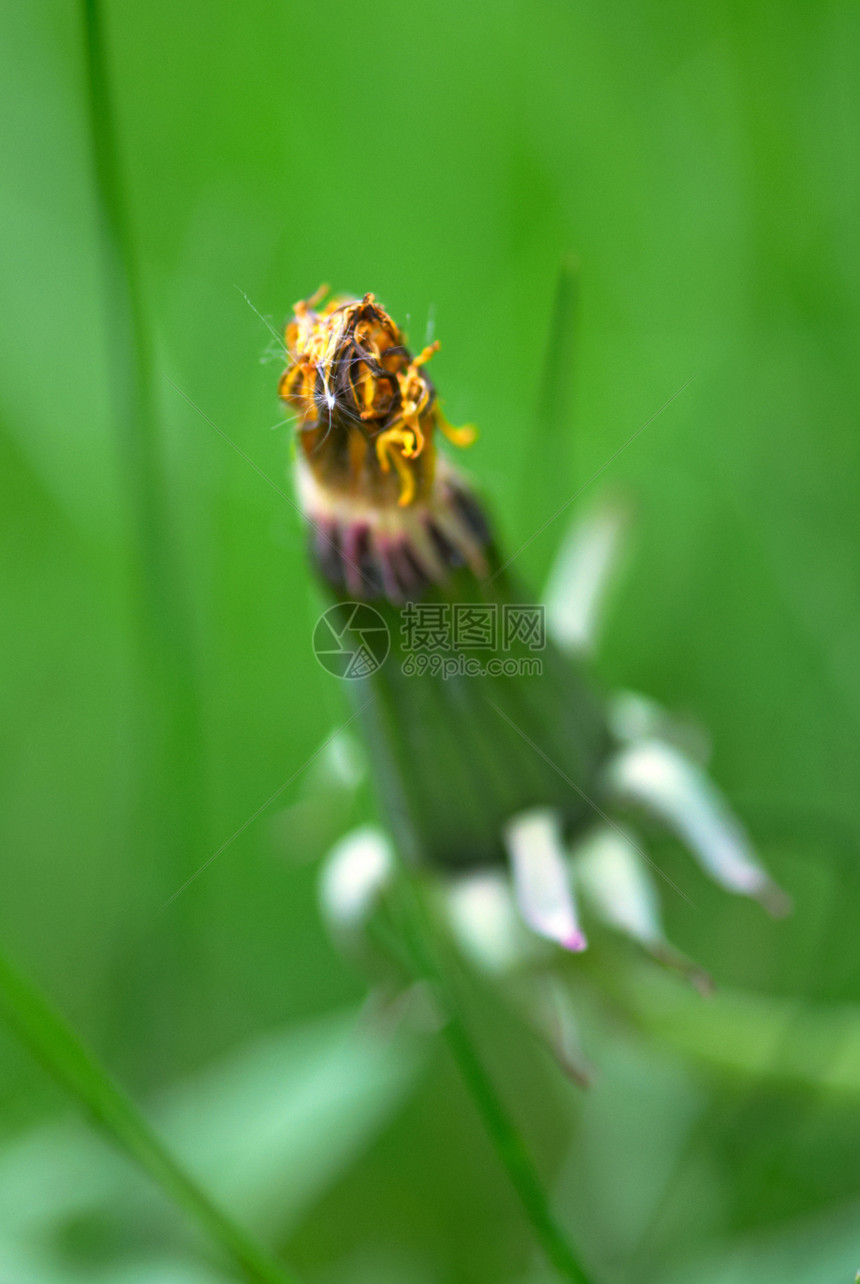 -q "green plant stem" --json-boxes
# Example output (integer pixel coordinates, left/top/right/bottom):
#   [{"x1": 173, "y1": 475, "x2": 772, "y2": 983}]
[
  {"x1": 81, "y1": 0, "x2": 162, "y2": 591},
  {"x1": 80, "y1": 0, "x2": 184, "y2": 662},
  {"x1": 440, "y1": 1005, "x2": 593, "y2": 1284},
  {"x1": 394, "y1": 882, "x2": 595, "y2": 1284},
  {"x1": 79, "y1": 0, "x2": 203, "y2": 858},
  {"x1": 0, "y1": 946, "x2": 302, "y2": 1284},
  {"x1": 359, "y1": 671, "x2": 594, "y2": 1281}
]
